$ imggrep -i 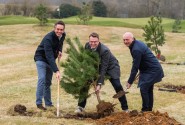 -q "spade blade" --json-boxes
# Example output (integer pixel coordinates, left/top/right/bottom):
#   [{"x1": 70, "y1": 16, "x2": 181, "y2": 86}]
[{"x1": 112, "y1": 90, "x2": 129, "y2": 98}]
